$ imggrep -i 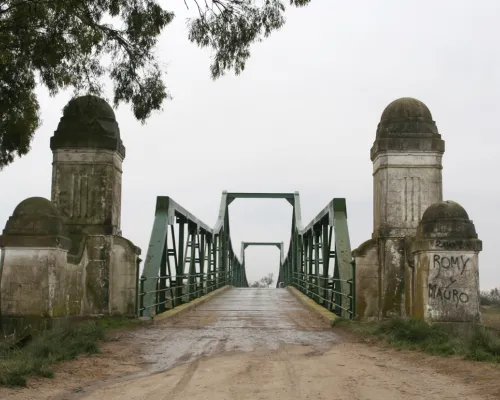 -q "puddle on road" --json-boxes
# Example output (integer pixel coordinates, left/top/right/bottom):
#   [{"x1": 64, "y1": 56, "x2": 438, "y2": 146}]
[
  {"x1": 130, "y1": 289, "x2": 339, "y2": 373},
  {"x1": 133, "y1": 325, "x2": 338, "y2": 373}
]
